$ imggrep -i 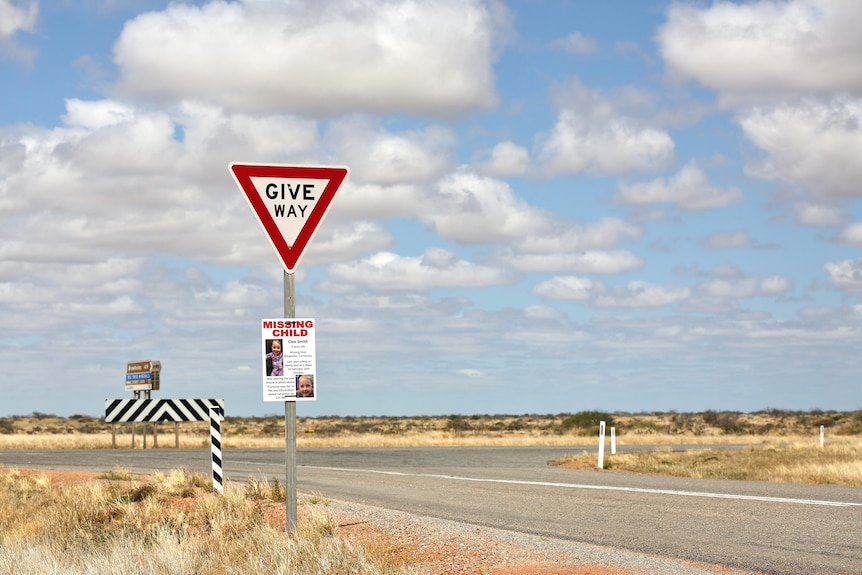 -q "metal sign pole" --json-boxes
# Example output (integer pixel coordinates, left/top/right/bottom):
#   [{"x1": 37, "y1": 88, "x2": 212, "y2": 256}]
[{"x1": 284, "y1": 271, "x2": 297, "y2": 532}]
